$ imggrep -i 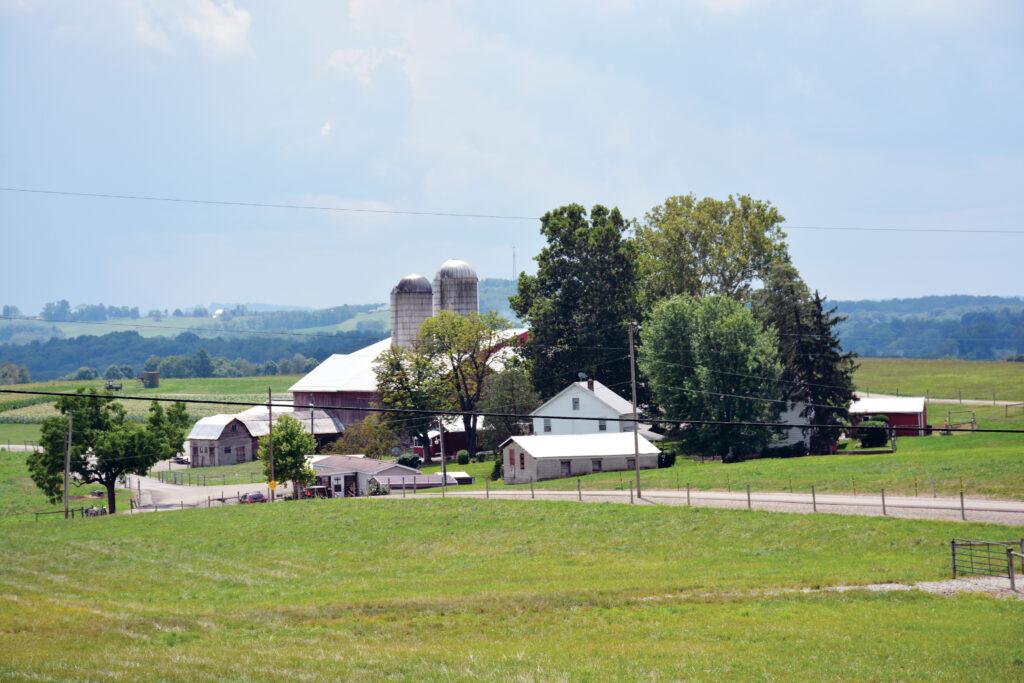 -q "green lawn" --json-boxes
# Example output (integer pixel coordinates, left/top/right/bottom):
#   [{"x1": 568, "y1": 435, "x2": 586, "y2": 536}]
[
  {"x1": 855, "y1": 357, "x2": 1024, "y2": 401},
  {"x1": 0, "y1": 422, "x2": 42, "y2": 445},
  {"x1": 0, "y1": 452, "x2": 133, "y2": 522},
  {"x1": 150, "y1": 460, "x2": 267, "y2": 486},
  {"x1": 0, "y1": 478, "x2": 1021, "y2": 680}
]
